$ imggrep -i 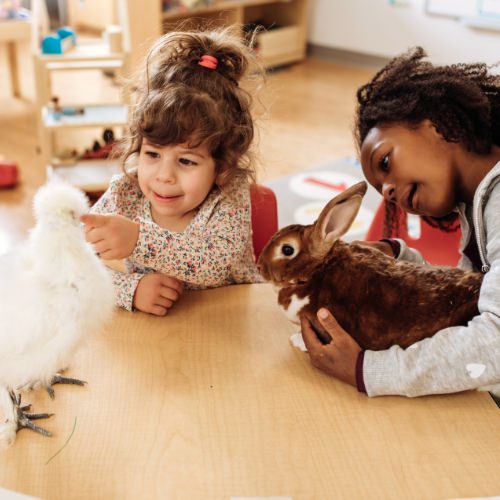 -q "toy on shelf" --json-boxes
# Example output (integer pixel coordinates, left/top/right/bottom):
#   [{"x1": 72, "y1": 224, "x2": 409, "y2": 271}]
[
  {"x1": 41, "y1": 26, "x2": 76, "y2": 55},
  {"x1": 0, "y1": 158, "x2": 19, "y2": 188},
  {"x1": 49, "y1": 96, "x2": 84, "y2": 121},
  {"x1": 80, "y1": 128, "x2": 117, "y2": 160}
]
